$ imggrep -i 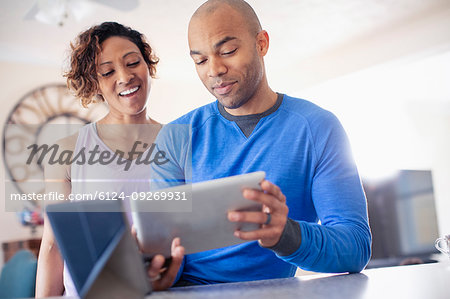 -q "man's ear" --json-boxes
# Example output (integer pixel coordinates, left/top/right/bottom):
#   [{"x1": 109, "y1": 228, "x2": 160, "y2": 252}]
[{"x1": 256, "y1": 30, "x2": 269, "y2": 56}]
